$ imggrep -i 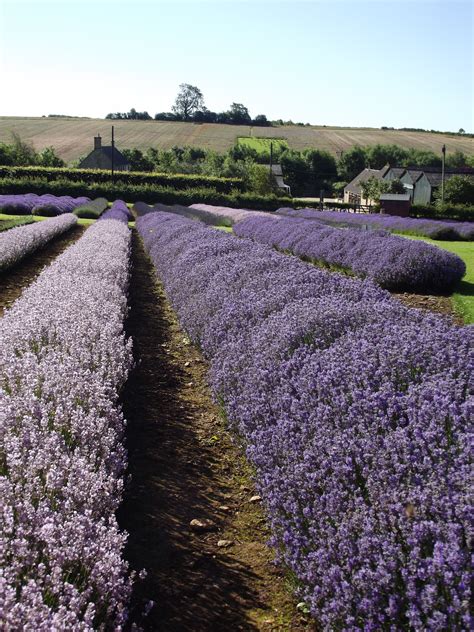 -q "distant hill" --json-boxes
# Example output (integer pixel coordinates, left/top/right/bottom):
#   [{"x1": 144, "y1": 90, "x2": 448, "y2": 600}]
[{"x1": 0, "y1": 116, "x2": 472, "y2": 164}]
